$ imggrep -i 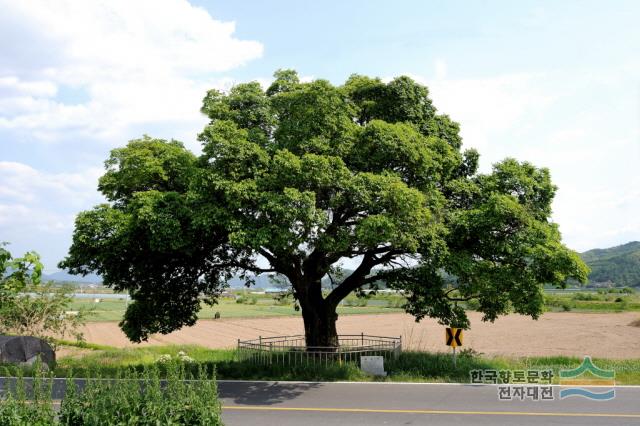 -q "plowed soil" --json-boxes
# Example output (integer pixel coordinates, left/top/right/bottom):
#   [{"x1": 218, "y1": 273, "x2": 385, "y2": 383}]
[{"x1": 78, "y1": 312, "x2": 640, "y2": 359}]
